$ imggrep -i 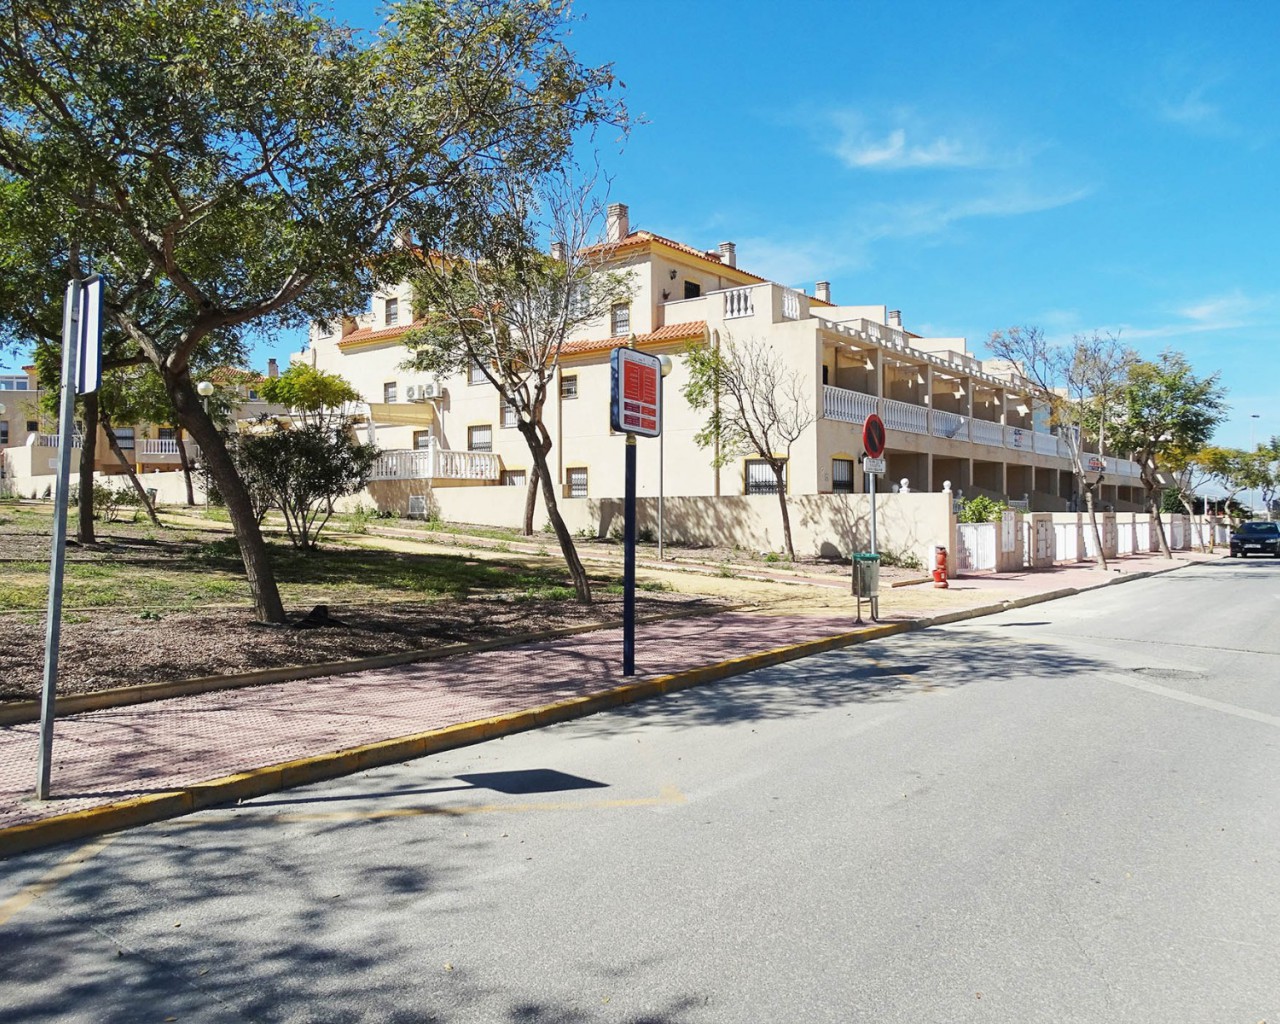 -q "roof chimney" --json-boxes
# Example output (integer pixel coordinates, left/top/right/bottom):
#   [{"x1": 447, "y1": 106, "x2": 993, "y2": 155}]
[
  {"x1": 550, "y1": 240, "x2": 566, "y2": 261},
  {"x1": 268, "y1": 358, "x2": 279, "y2": 379},
  {"x1": 888, "y1": 310, "x2": 902, "y2": 327},
  {"x1": 606, "y1": 203, "x2": 629, "y2": 243},
  {"x1": 815, "y1": 281, "x2": 831, "y2": 303},
  {"x1": 718, "y1": 242, "x2": 736, "y2": 268}
]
